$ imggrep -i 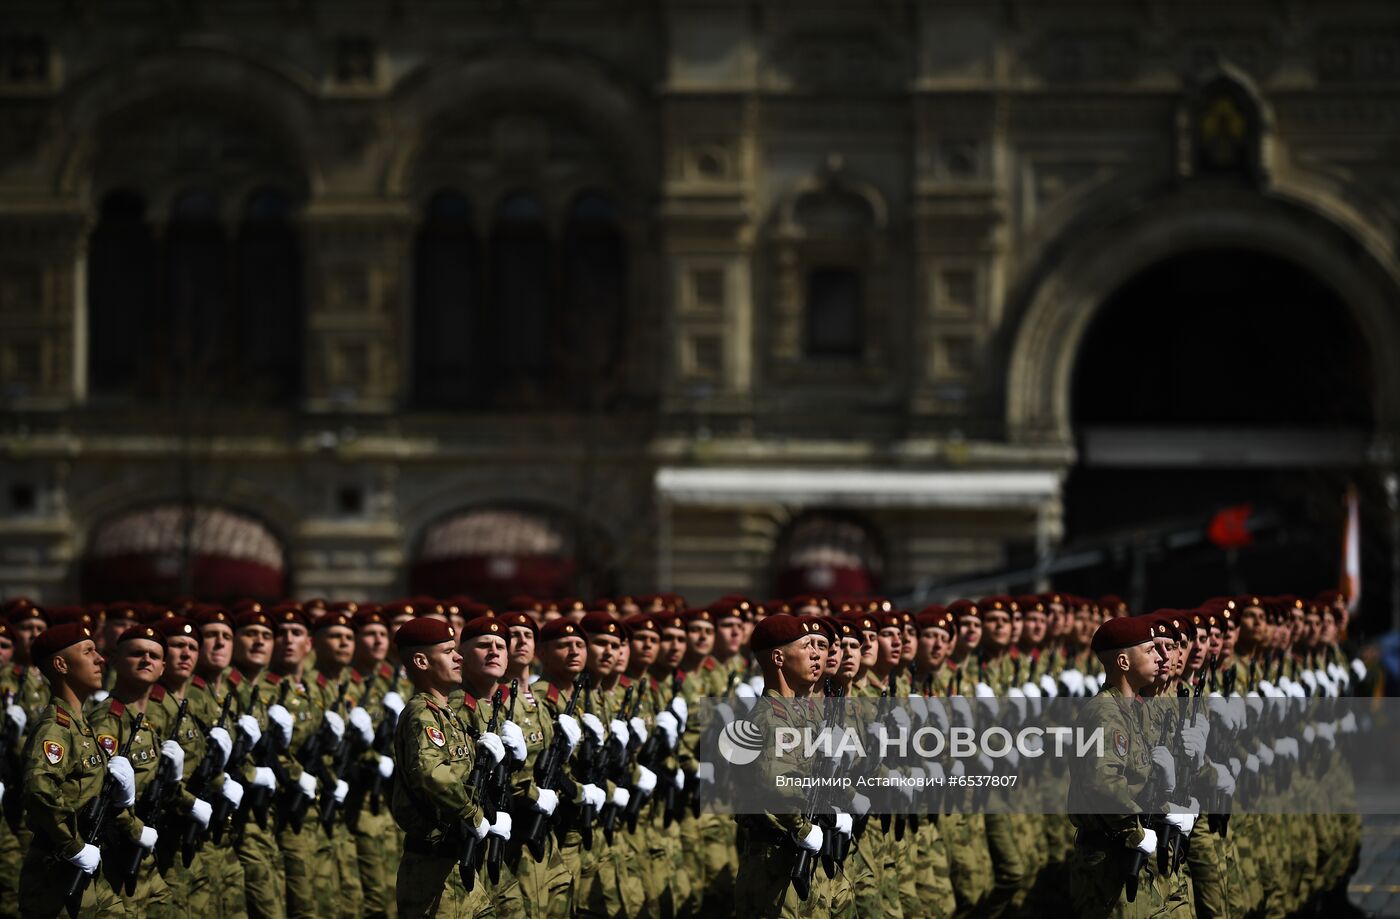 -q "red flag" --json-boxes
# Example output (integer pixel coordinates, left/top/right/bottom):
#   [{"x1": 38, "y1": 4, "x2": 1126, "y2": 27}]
[
  {"x1": 1341, "y1": 484, "x2": 1361, "y2": 615},
  {"x1": 1208, "y1": 504, "x2": 1254, "y2": 549}
]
